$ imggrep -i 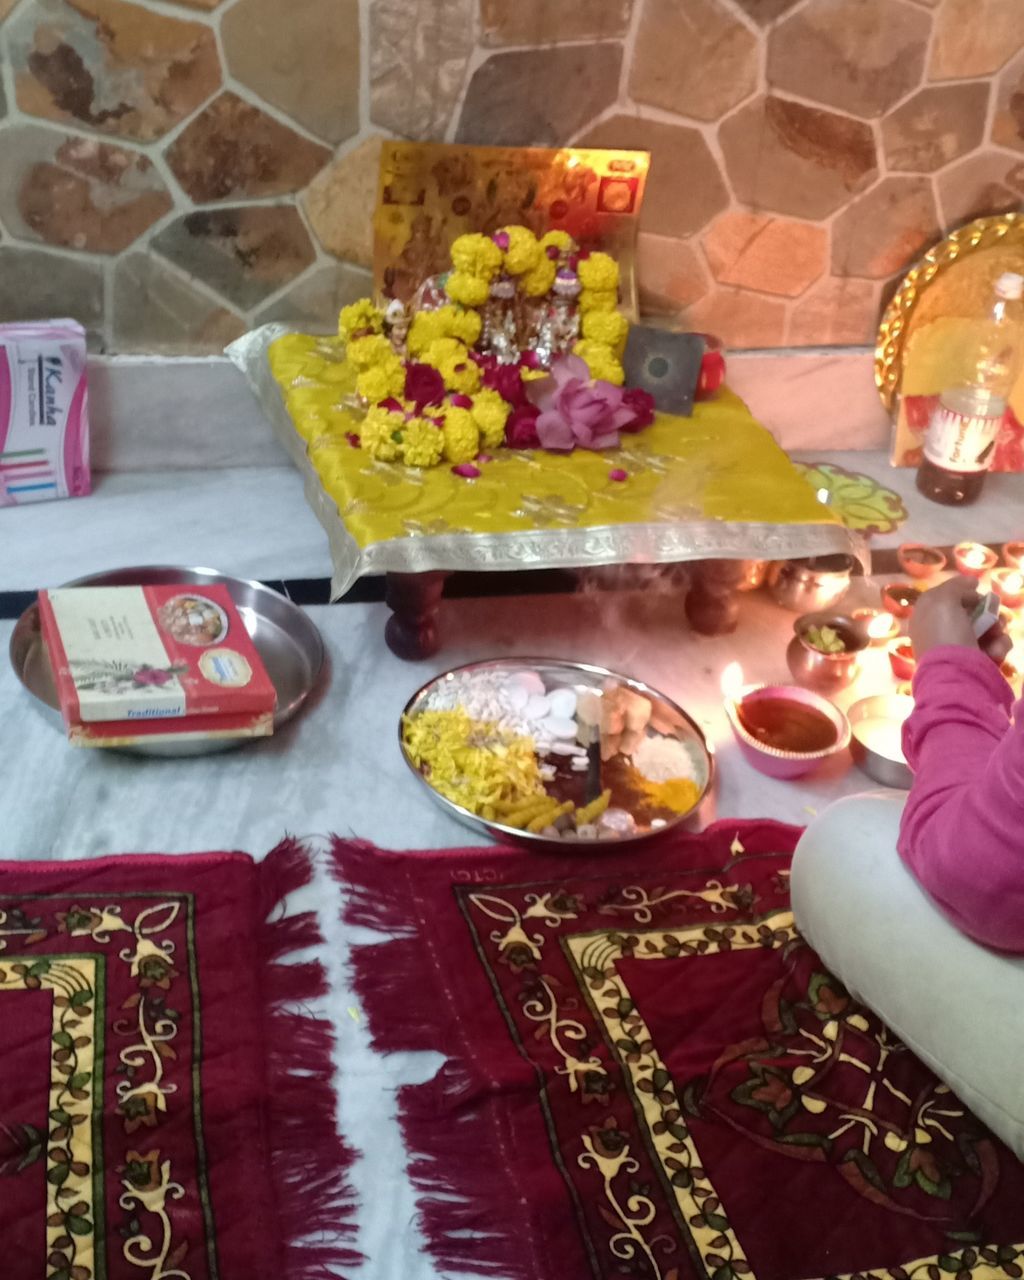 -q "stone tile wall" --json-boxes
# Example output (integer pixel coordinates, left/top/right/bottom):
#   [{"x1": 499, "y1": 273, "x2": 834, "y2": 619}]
[{"x1": 0, "y1": 0, "x2": 1022, "y2": 353}]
